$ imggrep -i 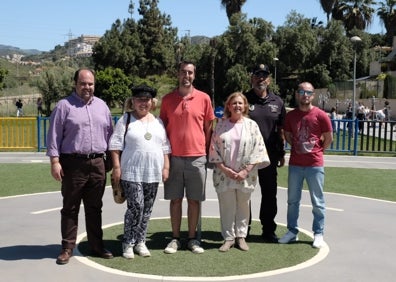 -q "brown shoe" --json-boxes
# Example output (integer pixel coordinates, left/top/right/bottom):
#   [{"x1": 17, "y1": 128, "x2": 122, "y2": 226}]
[
  {"x1": 56, "y1": 248, "x2": 72, "y2": 265},
  {"x1": 236, "y1": 237, "x2": 249, "y2": 251},
  {"x1": 219, "y1": 240, "x2": 235, "y2": 252},
  {"x1": 92, "y1": 248, "x2": 114, "y2": 259}
]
